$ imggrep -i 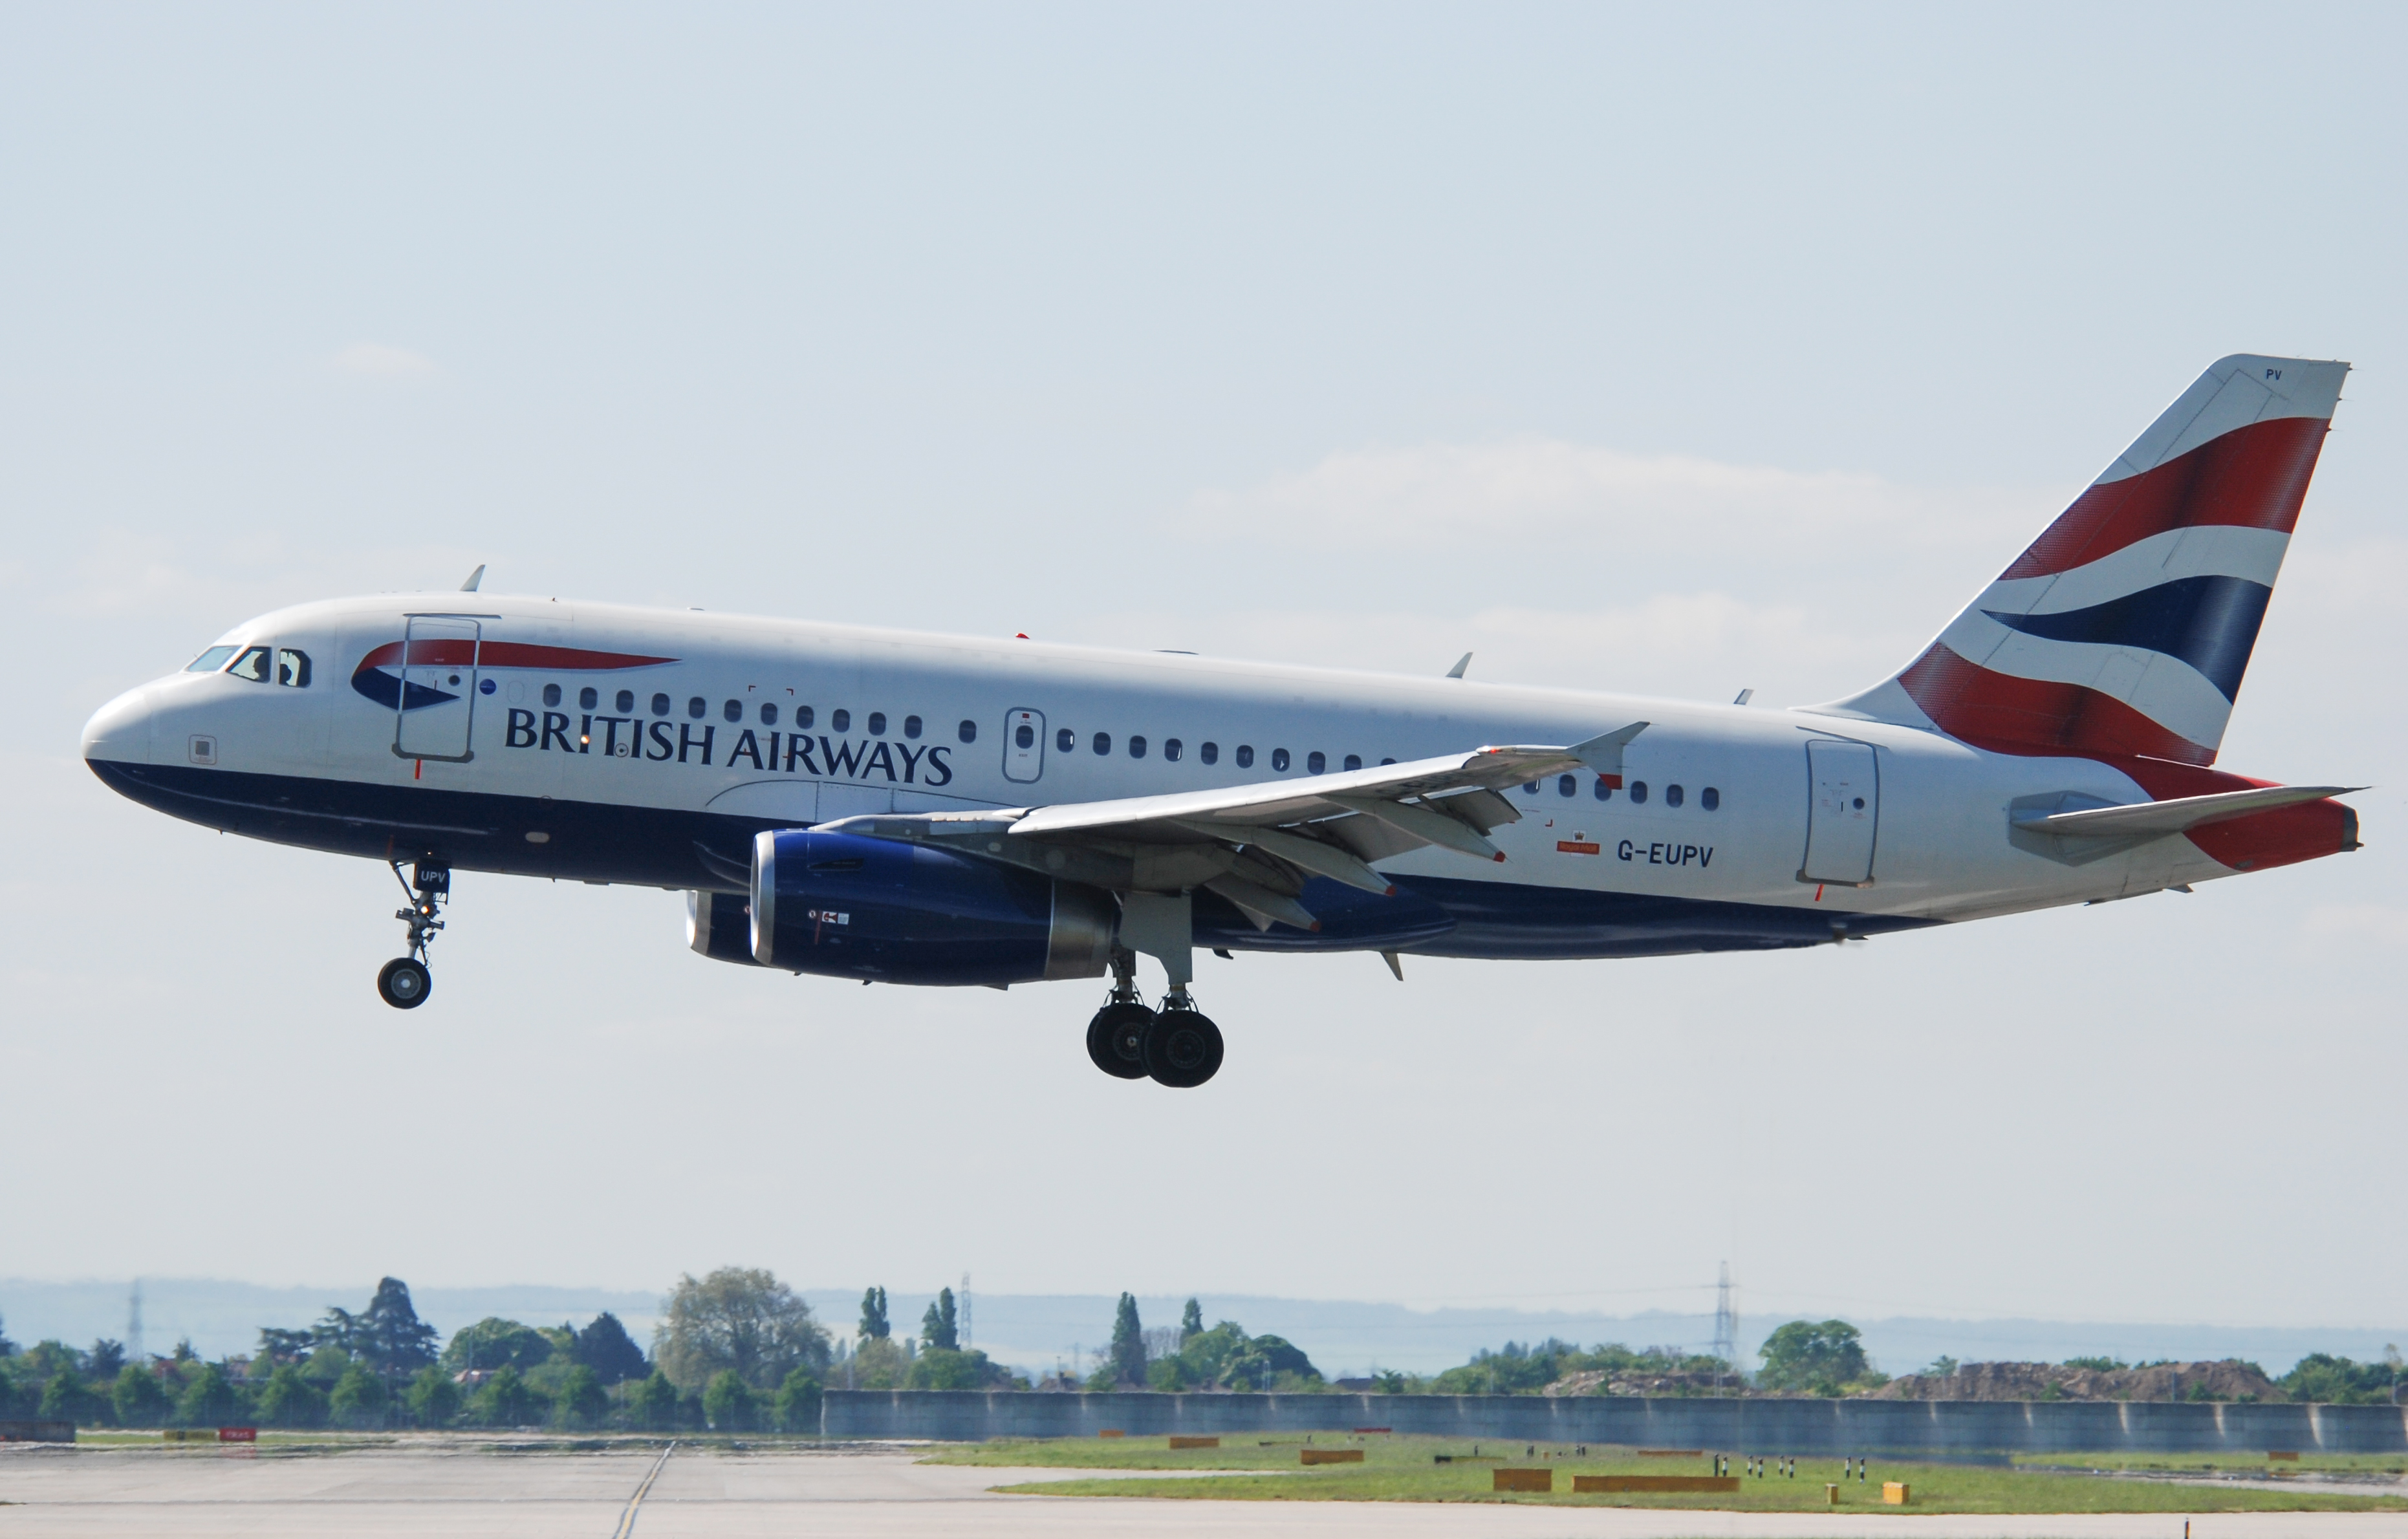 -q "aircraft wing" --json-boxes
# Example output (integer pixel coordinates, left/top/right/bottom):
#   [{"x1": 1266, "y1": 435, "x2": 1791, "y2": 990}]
[{"x1": 817, "y1": 723, "x2": 1648, "y2": 932}]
